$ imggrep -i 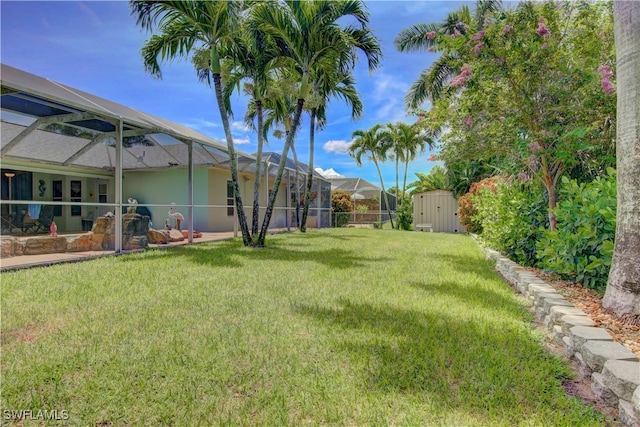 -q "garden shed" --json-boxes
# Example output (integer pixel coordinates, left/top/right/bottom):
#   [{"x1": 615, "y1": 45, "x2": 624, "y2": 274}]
[{"x1": 413, "y1": 190, "x2": 466, "y2": 233}]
